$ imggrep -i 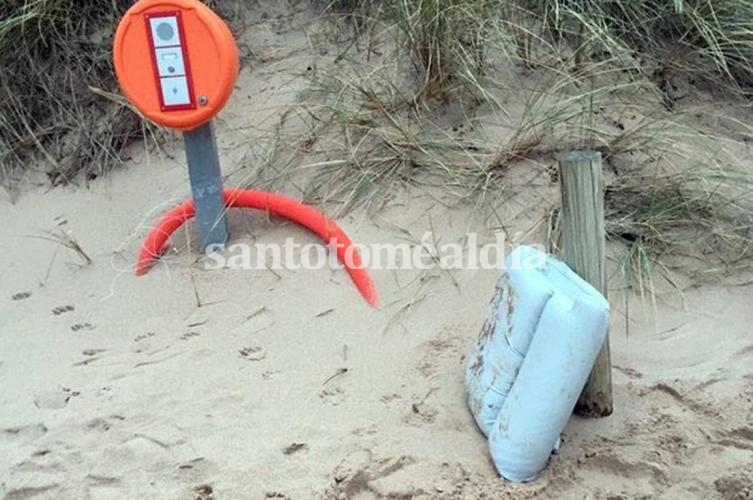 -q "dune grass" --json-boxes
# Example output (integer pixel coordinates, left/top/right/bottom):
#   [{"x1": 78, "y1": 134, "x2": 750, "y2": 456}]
[
  {"x1": 518, "y1": 0, "x2": 753, "y2": 86},
  {"x1": 290, "y1": 0, "x2": 753, "y2": 291},
  {"x1": 0, "y1": 0, "x2": 154, "y2": 195}
]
